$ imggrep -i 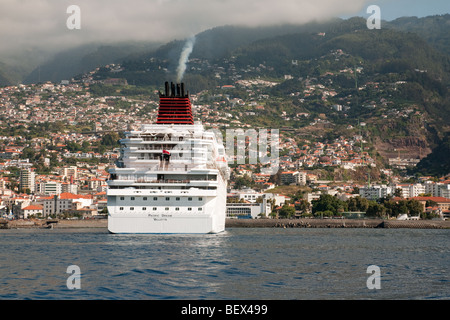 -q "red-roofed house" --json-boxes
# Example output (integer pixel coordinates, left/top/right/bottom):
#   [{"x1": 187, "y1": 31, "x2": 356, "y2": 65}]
[
  {"x1": 22, "y1": 205, "x2": 44, "y2": 218},
  {"x1": 410, "y1": 196, "x2": 450, "y2": 212}
]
